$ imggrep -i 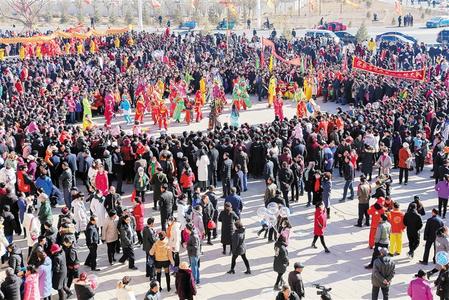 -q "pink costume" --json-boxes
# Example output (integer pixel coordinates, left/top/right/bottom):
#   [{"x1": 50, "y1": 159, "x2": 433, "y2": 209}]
[
  {"x1": 95, "y1": 171, "x2": 109, "y2": 196},
  {"x1": 274, "y1": 96, "x2": 284, "y2": 121},
  {"x1": 104, "y1": 93, "x2": 114, "y2": 127}
]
